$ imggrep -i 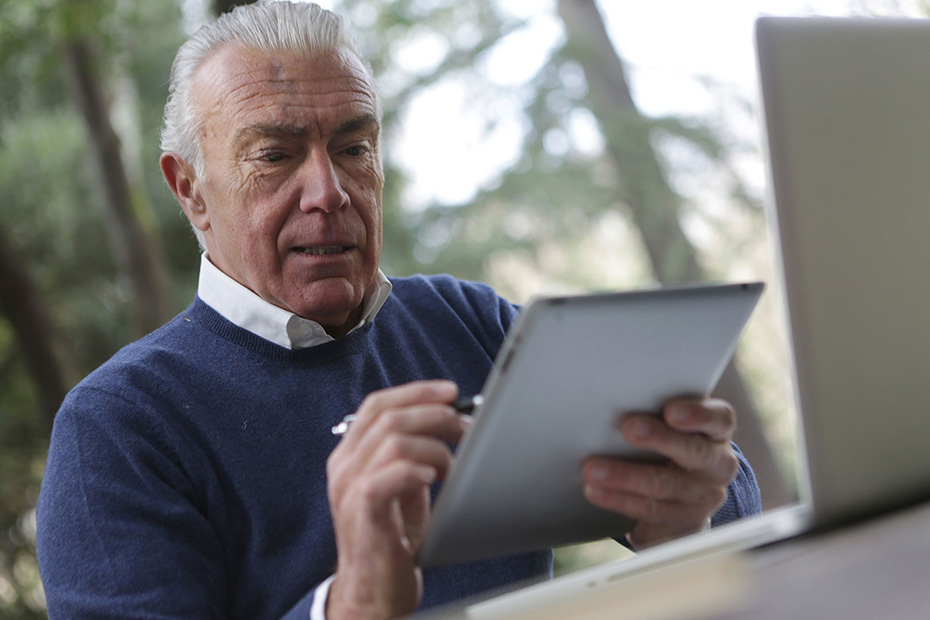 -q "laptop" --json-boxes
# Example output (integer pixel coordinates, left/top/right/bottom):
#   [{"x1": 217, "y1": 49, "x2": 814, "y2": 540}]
[{"x1": 425, "y1": 15, "x2": 930, "y2": 618}]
